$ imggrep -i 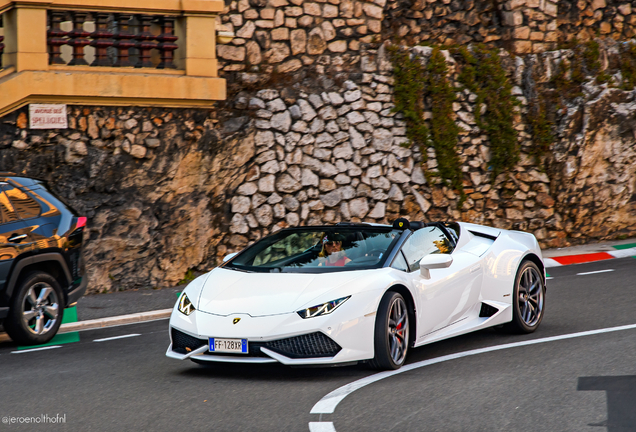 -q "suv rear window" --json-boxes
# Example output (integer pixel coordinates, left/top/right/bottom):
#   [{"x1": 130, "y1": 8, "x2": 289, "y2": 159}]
[
  {"x1": 1, "y1": 184, "x2": 41, "y2": 219},
  {"x1": 0, "y1": 190, "x2": 19, "y2": 223}
]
